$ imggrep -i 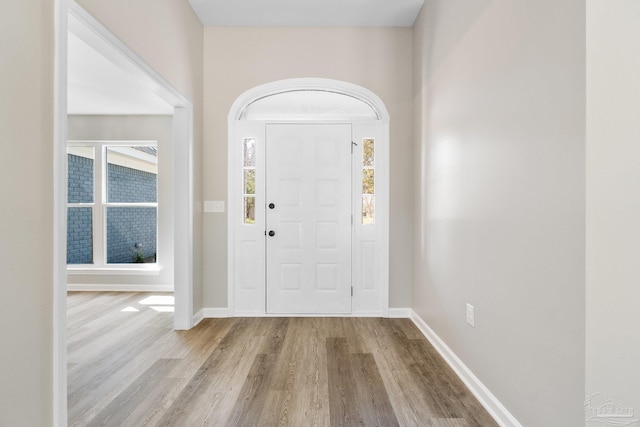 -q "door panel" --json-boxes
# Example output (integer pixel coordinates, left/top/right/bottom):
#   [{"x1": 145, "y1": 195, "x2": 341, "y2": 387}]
[{"x1": 266, "y1": 124, "x2": 352, "y2": 314}]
